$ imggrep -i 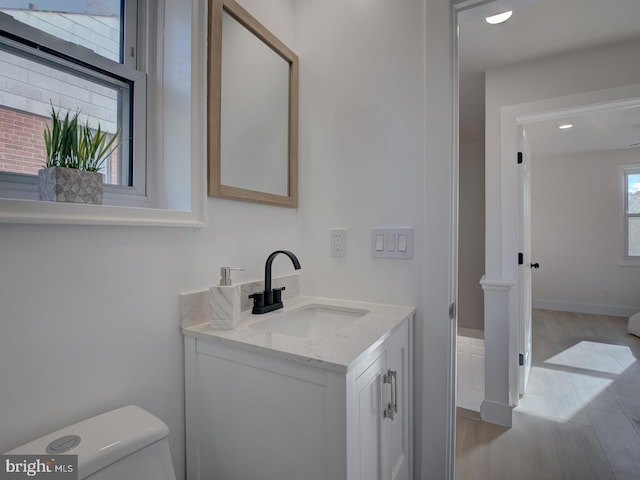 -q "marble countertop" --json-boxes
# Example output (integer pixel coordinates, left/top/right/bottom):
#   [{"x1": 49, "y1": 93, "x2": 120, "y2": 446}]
[{"x1": 181, "y1": 296, "x2": 415, "y2": 373}]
